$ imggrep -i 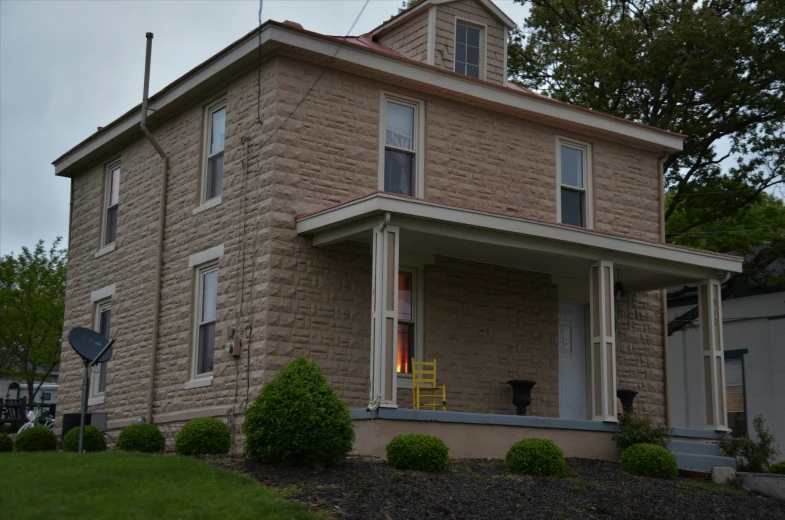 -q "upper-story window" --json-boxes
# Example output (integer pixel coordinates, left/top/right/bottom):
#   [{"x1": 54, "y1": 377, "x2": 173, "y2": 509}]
[
  {"x1": 557, "y1": 139, "x2": 592, "y2": 228},
  {"x1": 103, "y1": 162, "x2": 120, "y2": 247},
  {"x1": 203, "y1": 100, "x2": 226, "y2": 203},
  {"x1": 454, "y1": 21, "x2": 483, "y2": 79},
  {"x1": 380, "y1": 93, "x2": 423, "y2": 197}
]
